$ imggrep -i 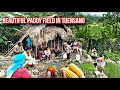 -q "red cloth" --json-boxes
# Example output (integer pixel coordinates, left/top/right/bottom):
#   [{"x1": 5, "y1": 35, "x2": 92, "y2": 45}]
[
  {"x1": 12, "y1": 68, "x2": 31, "y2": 78},
  {"x1": 38, "y1": 51, "x2": 43, "y2": 58}
]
